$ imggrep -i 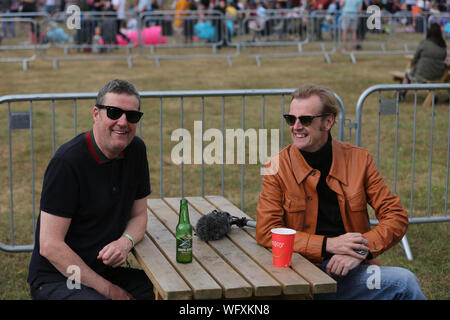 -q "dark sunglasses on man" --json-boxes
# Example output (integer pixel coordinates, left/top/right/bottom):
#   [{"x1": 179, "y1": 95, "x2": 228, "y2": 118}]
[
  {"x1": 283, "y1": 113, "x2": 331, "y2": 127},
  {"x1": 96, "y1": 104, "x2": 143, "y2": 124}
]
